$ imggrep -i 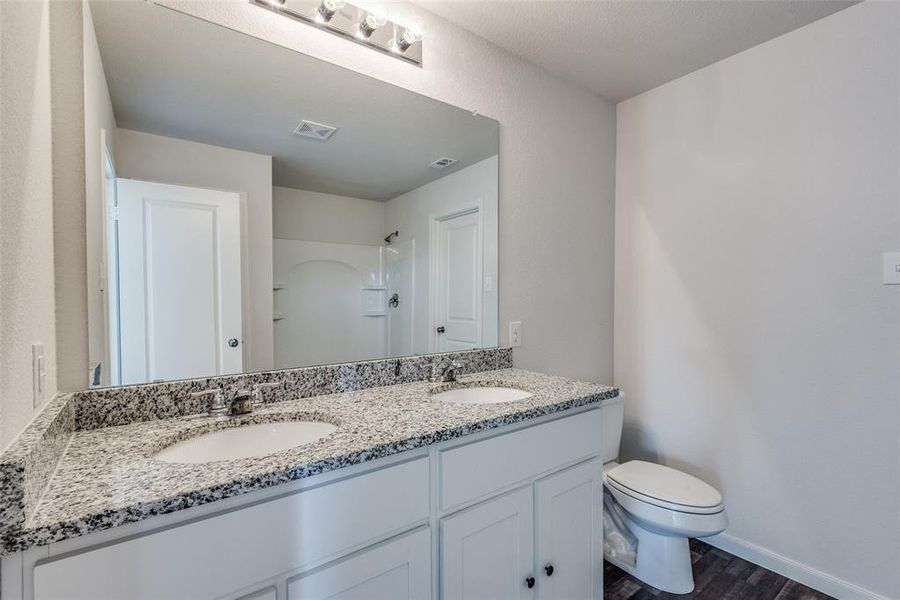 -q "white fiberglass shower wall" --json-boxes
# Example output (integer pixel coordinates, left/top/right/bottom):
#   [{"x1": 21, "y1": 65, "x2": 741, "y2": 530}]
[
  {"x1": 272, "y1": 240, "x2": 415, "y2": 368},
  {"x1": 274, "y1": 240, "x2": 392, "y2": 368}
]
